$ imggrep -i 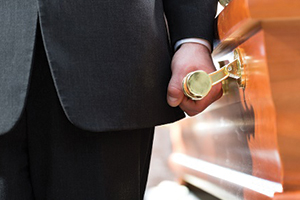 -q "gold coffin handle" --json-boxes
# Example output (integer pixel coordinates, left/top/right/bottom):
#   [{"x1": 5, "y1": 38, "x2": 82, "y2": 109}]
[{"x1": 182, "y1": 49, "x2": 245, "y2": 100}]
